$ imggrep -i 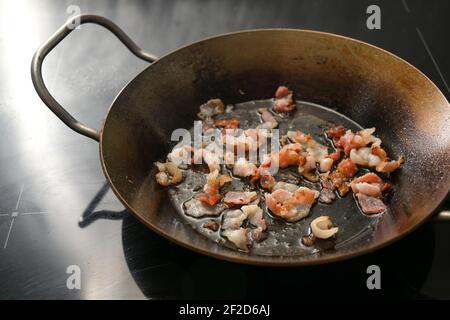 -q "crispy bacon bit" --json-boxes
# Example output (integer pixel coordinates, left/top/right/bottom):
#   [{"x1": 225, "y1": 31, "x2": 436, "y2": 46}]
[
  {"x1": 250, "y1": 154, "x2": 278, "y2": 190},
  {"x1": 266, "y1": 187, "x2": 319, "y2": 222},
  {"x1": 196, "y1": 170, "x2": 232, "y2": 206},
  {"x1": 302, "y1": 233, "x2": 317, "y2": 247},
  {"x1": 214, "y1": 118, "x2": 240, "y2": 129},
  {"x1": 184, "y1": 199, "x2": 226, "y2": 218},
  {"x1": 355, "y1": 193, "x2": 387, "y2": 214},
  {"x1": 351, "y1": 173, "x2": 390, "y2": 195},
  {"x1": 273, "y1": 86, "x2": 295, "y2": 113},
  {"x1": 197, "y1": 99, "x2": 225, "y2": 120},
  {"x1": 327, "y1": 159, "x2": 358, "y2": 197},
  {"x1": 233, "y1": 158, "x2": 258, "y2": 177},
  {"x1": 258, "y1": 108, "x2": 278, "y2": 129},
  {"x1": 319, "y1": 157, "x2": 334, "y2": 173},
  {"x1": 224, "y1": 191, "x2": 258, "y2": 206},
  {"x1": 279, "y1": 143, "x2": 303, "y2": 168},
  {"x1": 223, "y1": 228, "x2": 249, "y2": 251},
  {"x1": 221, "y1": 204, "x2": 267, "y2": 250},
  {"x1": 319, "y1": 188, "x2": 336, "y2": 204},
  {"x1": 242, "y1": 204, "x2": 267, "y2": 231},
  {"x1": 351, "y1": 173, "x2": 389, "y2": 214},
  {"x1": 376, "y1": 154, "x2": 405, "y2": 173},
  {"x1": 337, "y1": 159, "x2": 358, "y2": 178},
  {"x1": 327, "y1": 126, "x2": 347, "y2": 145},
  {"x1": 222, "y1": 209, "x2": 249, "y2": 230},
  {"x1": 328, "y1": 148, "x2": 342, "y2": 161},
  {"x1": 203, "y1": 220, "x2": 220, "y2": 231},
  {"x1": 154, "y1": 161, "x2": 183, "y2": 186}
]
